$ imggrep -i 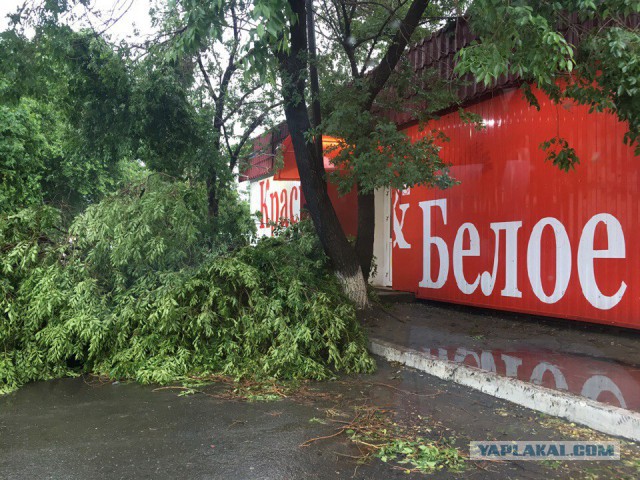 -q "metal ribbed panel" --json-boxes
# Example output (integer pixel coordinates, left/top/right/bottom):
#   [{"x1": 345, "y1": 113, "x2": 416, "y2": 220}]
[
  {"x1": 388, "y1": 14, "x2": 639, "y2": 127},
  {"x1": 392, "y1": 86, "x2": 639, "y2": 329},
  {"x1": 241, "y1": 122, "x2": 291, "y2": 181}
]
